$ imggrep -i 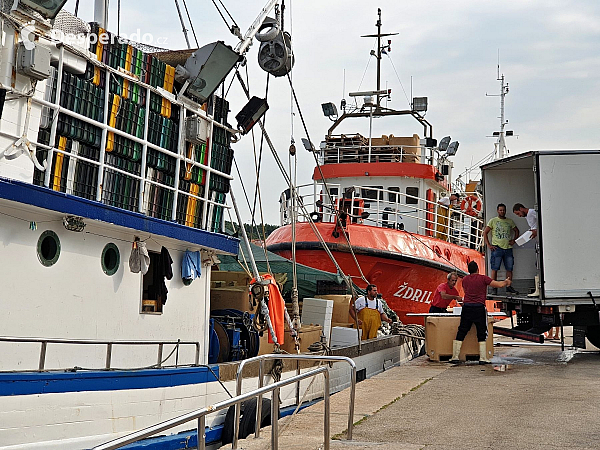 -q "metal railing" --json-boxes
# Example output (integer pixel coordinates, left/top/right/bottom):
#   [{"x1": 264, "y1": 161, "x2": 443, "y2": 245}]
[
  {"x1": 233, "y1": 354, "x2": 357, "y2": 448},
  {"x1": 318, "y1": 143, "x2": 445, "y2": 167},
  {"x1": 282, "y1": 183, "x2": 484, "y2": 250},
  {"x1": 29, "y1": 41, "x2": 234, "y2": 231},
  {"x1": 92, "y1": 365, "x2": 331, "y2": 450},
  {"x1": 0, "y1": 336, "x2": 200, "y2": 371}
]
